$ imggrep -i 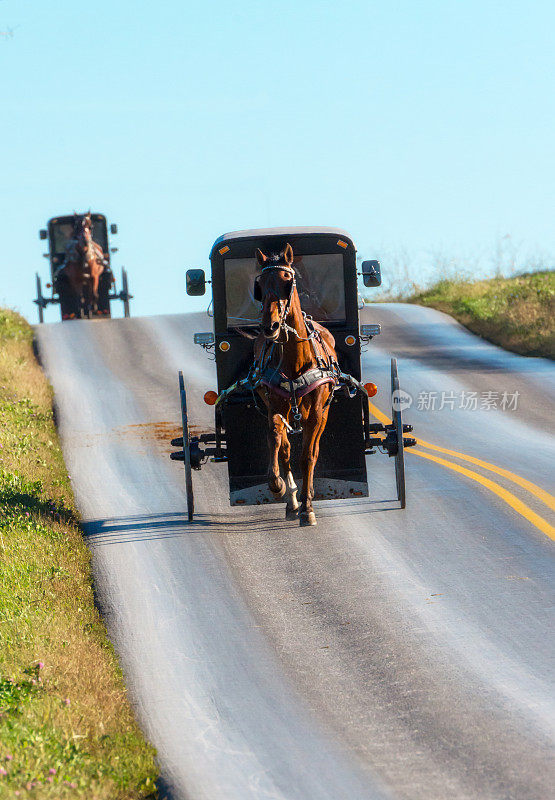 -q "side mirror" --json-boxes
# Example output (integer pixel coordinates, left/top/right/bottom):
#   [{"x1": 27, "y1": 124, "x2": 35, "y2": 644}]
[
  {"x1": 110, "y1": 223, "x2": 118, "y2": 234},
  {"x1": 361, "y1": 260, "x2": 381, "y2": 287},
  {"x1": 39, "y1": 229, "x2": 47, "y2": 240},
  {"x1": 186, "y1": 269, "x2": 206, "y2": 296}
]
